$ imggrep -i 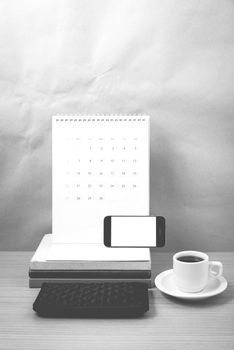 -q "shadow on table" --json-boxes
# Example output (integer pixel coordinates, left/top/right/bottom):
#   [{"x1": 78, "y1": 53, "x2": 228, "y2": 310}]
[{"x1": 146, "y1": 289, "x2": 157, "y2": 318}]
